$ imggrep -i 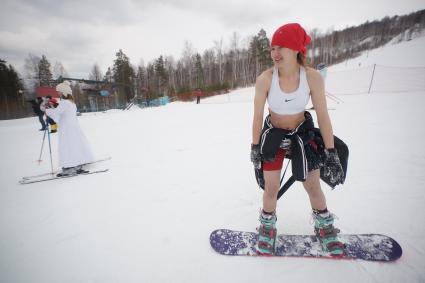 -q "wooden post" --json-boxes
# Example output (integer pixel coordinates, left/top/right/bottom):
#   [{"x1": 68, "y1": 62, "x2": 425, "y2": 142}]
[{"x1": 368, "y1": 64, "x2": 377, "y2": 94}]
